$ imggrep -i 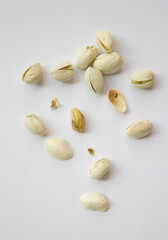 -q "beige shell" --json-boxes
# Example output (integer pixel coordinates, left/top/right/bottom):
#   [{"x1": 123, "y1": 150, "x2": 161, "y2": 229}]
[
  {"x1": 22, "y1": 63, "x2": 43, "y2": 84},
  {"x1": 131, "y1": 70, "x2": 154, "y2": 88},
  {"x1": 24, "y1": 114, "x2": 46, "y2": 135},
  {"x1": 71, "y1": 108, "x2": 85, "y2": 132},
  {"x1": 84, "y1": 67, "x2": 104, "y2": 93},
  {"x1": 45, "y1": 137, "x2": 72, "y2": 160},
  {"x1": 96, "y1": 31, "x2": 113, "y2": 53},
  {"x1": 76, "y1": 46, "x2": 98, "y2": 69},
  {"x1": 80, "y1": 193, "x2": 109, "y2": 211},
  {"x1": 107, "y1": 89, "x2": 127, "y2": 112},
  {"x1": 89, "y1": 158, "x2": 111, "y2": 179},
  {"x1": 126, "y1": 120, "x2": 152, "y2": 138},
  {"x1": 50, "y1": 61, "x2": 74, "y2": 81},
  {"x1": 93, "y1": 52, "x2": 123, "y2": 74}
]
